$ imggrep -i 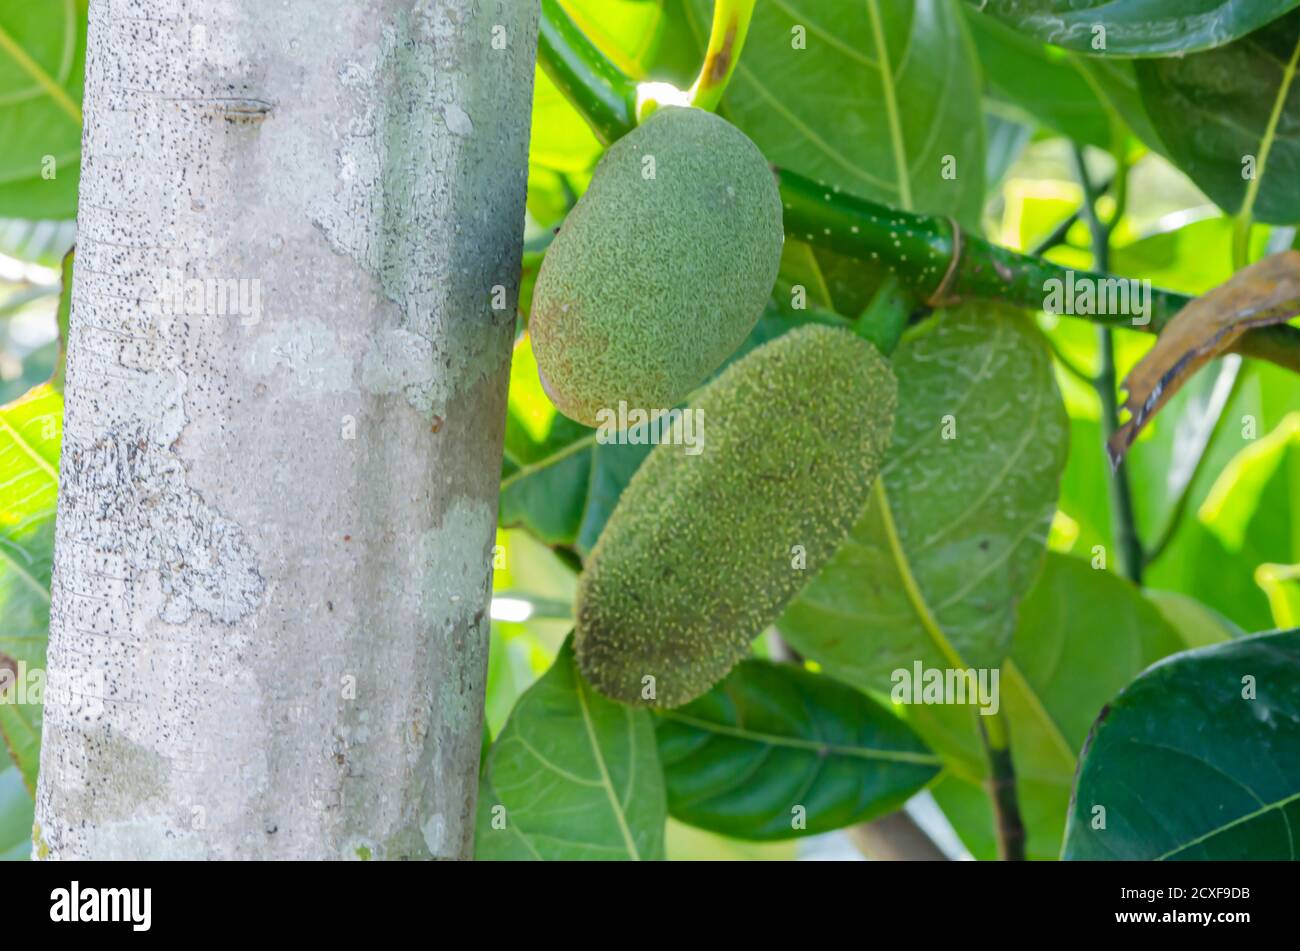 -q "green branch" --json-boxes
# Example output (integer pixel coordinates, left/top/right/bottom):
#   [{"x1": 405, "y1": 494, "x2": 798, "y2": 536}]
[{"x1": 535, "y1": 0, "x2": 1300, "y2": 376}]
